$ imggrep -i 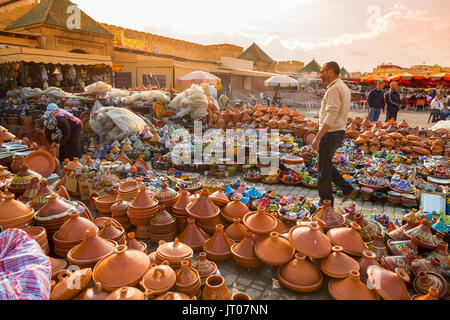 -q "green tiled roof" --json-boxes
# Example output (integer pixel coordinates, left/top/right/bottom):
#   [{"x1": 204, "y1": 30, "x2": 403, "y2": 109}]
[
  {"x1": 5, "y1": 0, "x2": 113, "y2": 37},
  {"x1": 238, "y1": 43, "x2": 274, "y2": 64},
  {"x1": 301, "y1": 59, "x2": 321, "y2": 73}
]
